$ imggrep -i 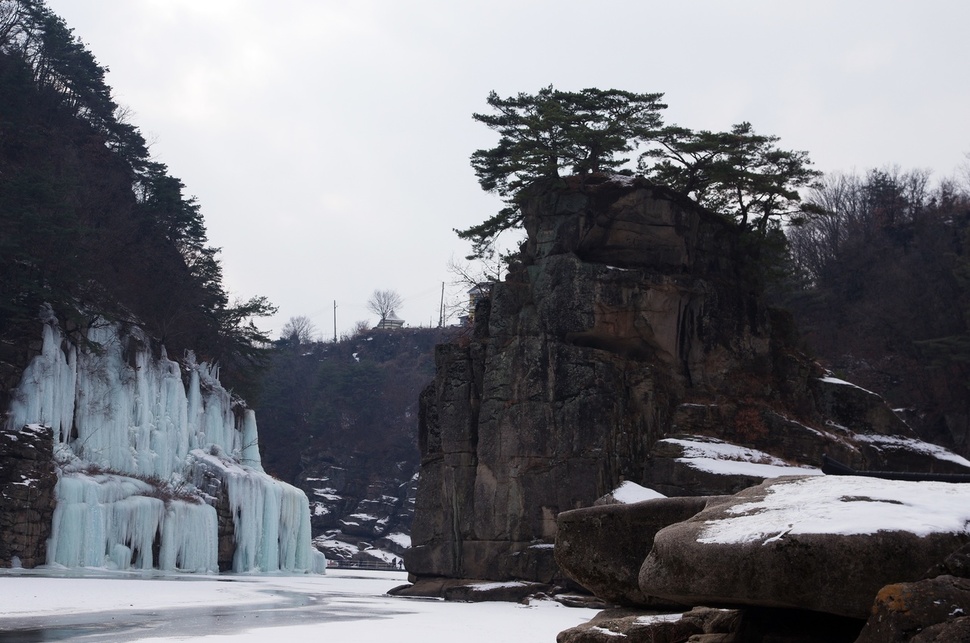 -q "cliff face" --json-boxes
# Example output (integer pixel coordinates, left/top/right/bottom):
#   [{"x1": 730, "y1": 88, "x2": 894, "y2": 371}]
[{"x1": 407, "y1": 175, "x2": 966, "y2": 585}]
